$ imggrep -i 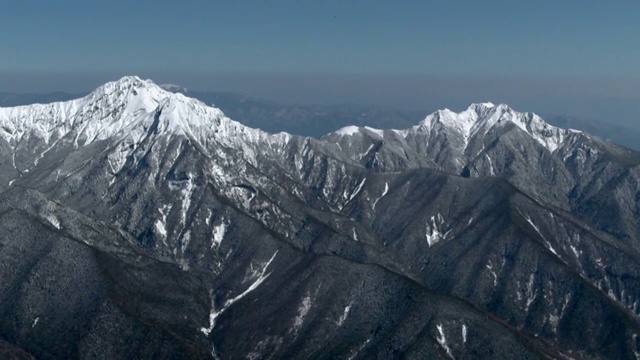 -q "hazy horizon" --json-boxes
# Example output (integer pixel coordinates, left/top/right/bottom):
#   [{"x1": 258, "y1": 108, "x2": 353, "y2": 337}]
[{"x1": 1, "y1": 1, "x2": 639, "y2": 127}]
